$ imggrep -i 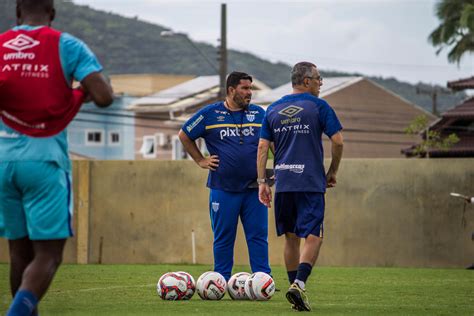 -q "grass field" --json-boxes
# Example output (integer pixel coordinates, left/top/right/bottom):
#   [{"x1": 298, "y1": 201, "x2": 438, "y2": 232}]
[{"x1": 0, "y1": 264, "x2": 473, "y2": 315}]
